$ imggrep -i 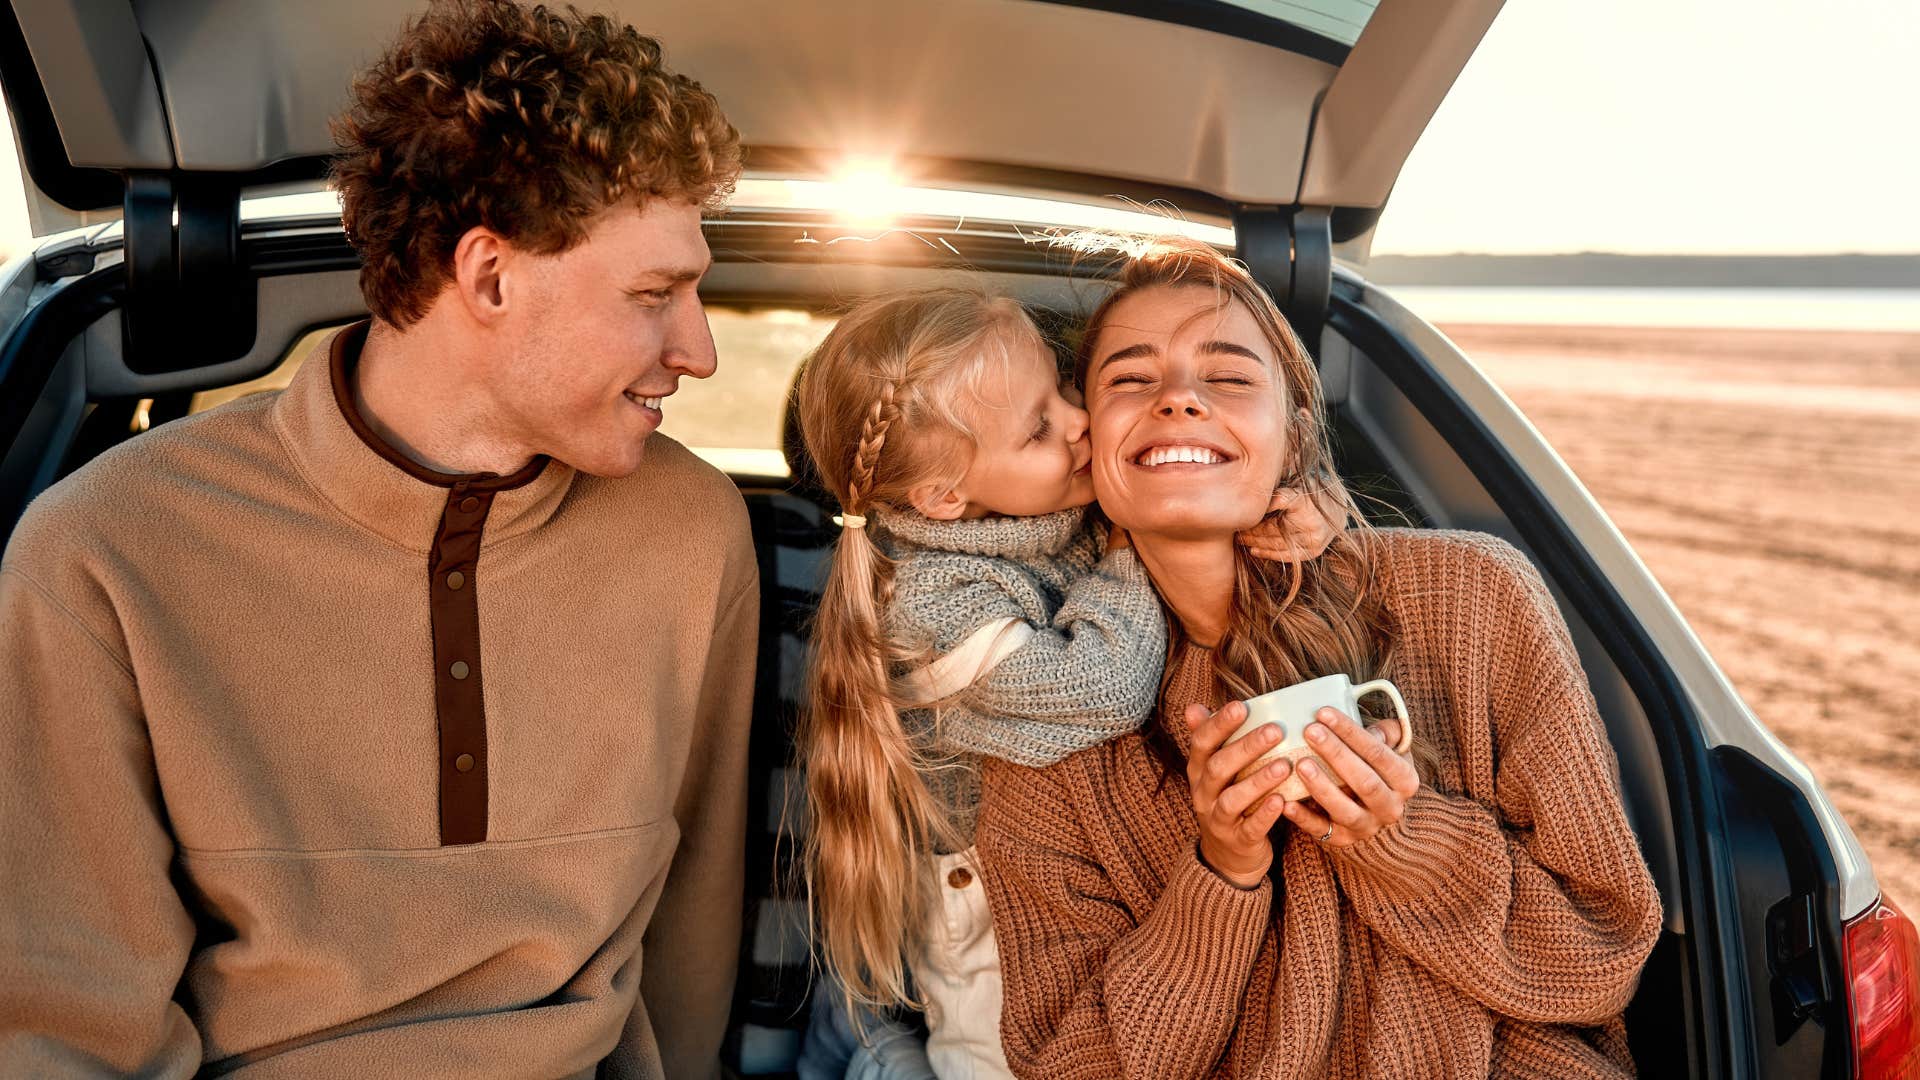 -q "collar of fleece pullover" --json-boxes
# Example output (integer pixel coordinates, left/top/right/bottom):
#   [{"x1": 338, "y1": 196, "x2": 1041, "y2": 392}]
[
  {"x1": 269, "y1": 320, "x2": 577, "y2": 554},
  {"x1": 874, "y1": 505, "x2": 1088, "y2": 560}
]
